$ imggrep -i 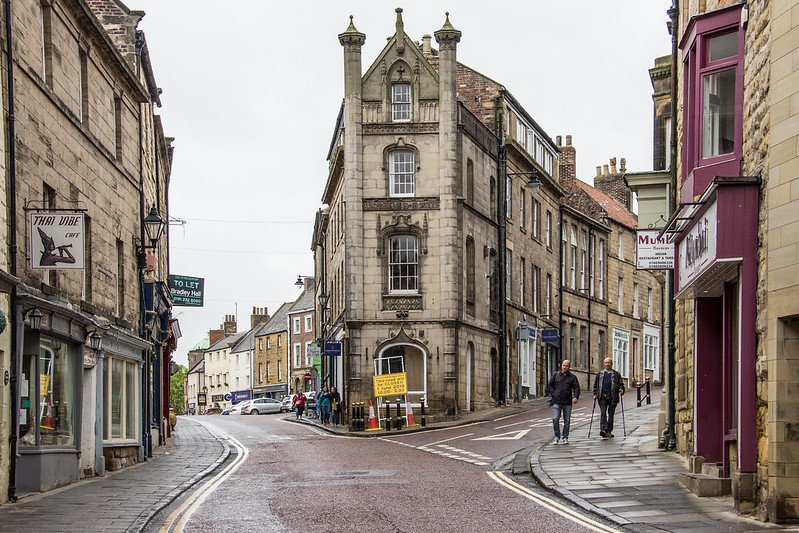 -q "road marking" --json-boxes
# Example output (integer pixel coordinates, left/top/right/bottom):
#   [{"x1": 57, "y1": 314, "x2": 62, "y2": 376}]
[
  {"x1": 473, "y1": 429, "x2": 531, "y2": 440},
  {"x1": 158, "y1": 422, "x2": 249, "y2": 533},
  {"x1": 379, "y1": 437, "x2": 491, "y2": 466},
  {"x1": 425, "y1": 433, "x2": 474, "y2": 446},
  {"x1": 487, "y1": 471, "x2": 620, "y2": 533}
]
